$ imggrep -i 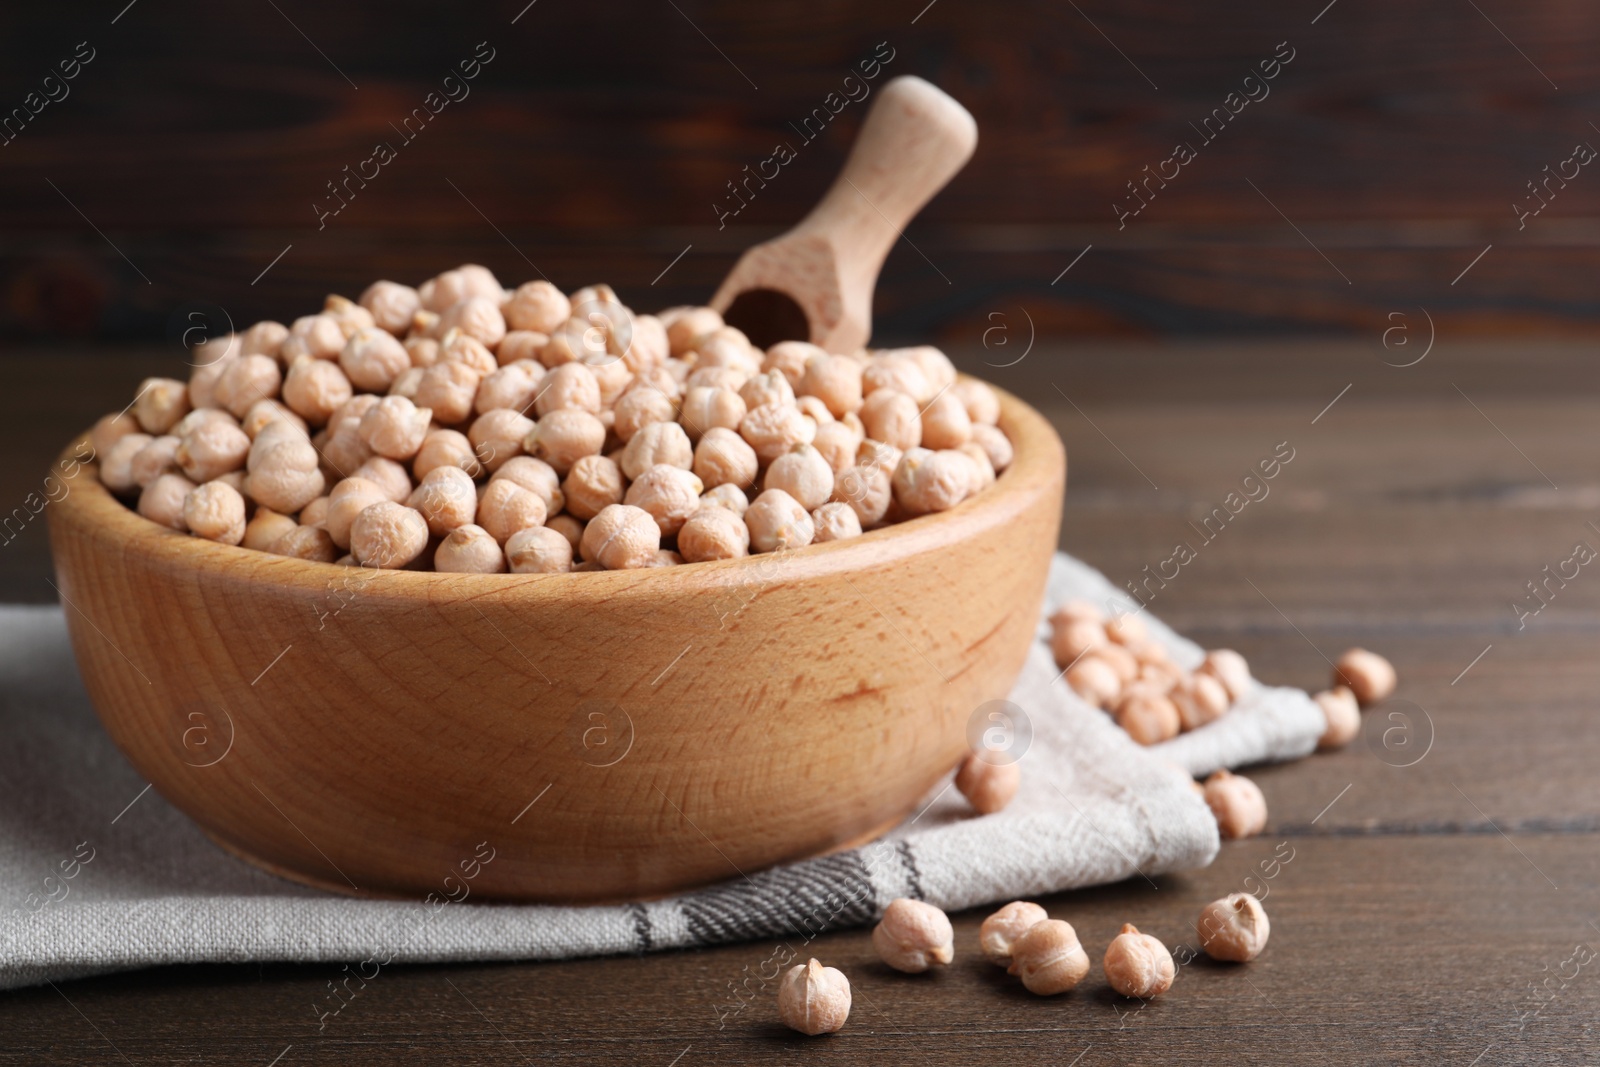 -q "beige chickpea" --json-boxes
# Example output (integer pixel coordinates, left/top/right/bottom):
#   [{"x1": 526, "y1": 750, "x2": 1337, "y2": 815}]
[
  {"x1": 438, "y1": 329, "x2": 498, "y2": 376},
  {"x1": 1333, "y1": 647, "x2": 1396, "y2": 706},
  {"x1": 665, "y1": 306, "x2": 722, "y2": 357},
  {"x1": 558, "y1": 455, "x2": 621, "y2": 520},
  {"x1": 1197, "y1": 893, "x2": 1271, "y2": 963},
  {"x1": 246, "y1": 423, "x2": 326, "y2": 513},
  {"x1": 1199, "y1": 649, "x2": 1253, "y2": 703},
  {"x1": 212, "y1": 355, "x2": 282, "y2": 420},
  {"x1": 283, "y1": 314, "x2": 347, "y2": 361},
  {"x1": 764, "y1": 445, "x2": 834, "y2": 511},
  {"x1": 738, "y1": 369, "x2": 795, "y2": 412},
  {"x1": 534, "y1": 361, "x2": 602, "y2": 417},
  {"x1": 1173, "y1": 673, "x2": 1232, "y2": 732},
  {"x1": 243, "y1": 507, "x2": 298, "y2": 552},
  {"x1": 504, "y1": 280, "x2": 570, "y2": 333},
  {"x1": 496, "y1": 330, "x2": 549, "y2": 367},
  {"x1": 641, "y1": 549, "x2": 682, "y2": 568},
  {"x1": 777, "y1": 958, "x2": 851, "y2": 1037},
  {"x1": 413, "y1": 360, "x2": 482, "y2": 425},
  {"x1": 475, "y1": 360, "x2": 545, "y2": 415},
  {"x1": 414, "y1": 428, "x2": 483, "y2": 480},
  {"x1": 955, "y1": 753, "x2": 1020, "y2": 814},
  {"x1": 872, "y1": 898, "x2": 954, "y2": 973},
  {"x1": 829, "y1": 463, "x2": 892, "y2": 528},
  {"x1": 90, "y1": 411, "x2": 142, "y2": 460},
  {"x1": 1008, "y1": 919, "x2": 1091, "y2": 996},
  {"x1": 406, "y1": 335, "x2": 440, "y2": 368},
  {"x1": 476, "y1": 478, "x2": 548, "y2": 544},
  {"x1": 953, "y1": 378, "x2": 1001, "y2": 426},
  {"x1": 437, "y1": 295, "x2": 506, "y2": 349},
  {"x1": 678, "y1": 505, "x2": 750, "y2": 562},
  {"x1": 468, "y1": 408, "x2": 533, "y2": 472},
  {"x1": 183, "y1": 480, "x2": 246, "y2": 544},
  {"x1": 339, "y1": 327, "x2": 411, "y2": 392},
  {"x1": 859, "y1": 389, "x2": 923, "y2": 452},
  {"x1": 580, "y1": 504, "x2": 661, "y2": 570},
  {"x1": 810, "y1": 420, "x2": 861, "y2": 475},
  {"x1": 700, "y1": 482, "x2": 750, "y2": 516},
  {"x1": 612, "y1": 385, "x2": 678, "y2": 443},
  {"x1": 490, "y1": 455, "x2": 560, "y2": 508},
  {"x1": 686, "y1": 365, "x2": 747, "y2": 393},
  {"x1": 862, "y1": 354, "x2": 931, "y2": 402},
  {"x1": 323, "y1": 294, "x2": 376, "y2": 337},
  {"x1": 100, "y1": 433, "x2": 154, "y2": 493},
  {"x1": 796, "y1": 353, "x2": 864, "y2": 417},
  {"x1": 857, "y1": 438, "x2": 903, "y2": 478},
  {"x1": 325, "y1": 477, "x2": 390, "y2": 549},
  {"x1": 300, "y1": 495, "x2": 331, "y2": 527},
  {"x1": 1315, "y1": 686, "x2": 1362, "y2": 750},
  {"x1": 1066, "y1": 655, "x2": 1122, "y2": 708},
  {"x1": 545, "y1": 513, "x2": 585, "y2": 554},
  {"x1": 130, "y1": 435, "x2": 181, "y2": 487},
  {"x1": 281, "y1": 357, "x2": 353, "y2": 426},
  {"x1": 175, "y1": 420, "x2": 250, "y2": 483},
  {"x1": 187, "y1": 354, "x2": 235, "y2": 411},
  {"x1": 433, "y1": 523, "x2": 505, "y2": 574},
  {"x1": 763, "y1": 340, "x2": 823, "y2": 385},
  {"x1": 349, "y1": 500, "x2": 429, "y2": 568},
  {"x1": 1052, "y1": 598, "x2": 1105, "y2": 626},
  {"x1": 1115, "y1": 688, "x2": 1181, "y2": 745},
  {"x1": 419, "y1": 264, "x2": 502, "y2": 311},
  {"x1": 240, "y1": 320, "x2": 288, "y2": 358},
  {"x1": 1096, "y1": 642, "x2": 1140, "y2": 685},
  {"x1": 1204, "y1": 769, "x2": 1268, "y2": 839},
  {"x1": 920, "y1": 390, "x2": 973, "y2": 450},
  {"x1": 902, "y1": 346, "x2": 957, "y2": 395},
  {"x1": 271, "y1": 524, "x2": 338, "y2": 563},
  {"x1": 138, "y1": 473, "x2": 196, "y2": 531},
  {"x1": 892, "y1": 448, "x2": 976, "y2": 515},
  {"x1": 744, "y1": 489, "x2": 814, "y2": 553},
  {"x1": 1050, "y1": 618, "x2": 1106, "y2": 667},
  {"x1": 504, "y1": 524, "x2": 574, "y2": 573},
  {"x1": 621, "y1": 313, "x2": 669, "y2": 373},
  {"x1": 796, "y1": 394, "x2": 834, "y2": 428},
  {"x1": 133, "y1": 378, "x2": 191, "y2": 434},
  {"x1": 406, "y1": 466, "x2": 478, "y2": 536},
  {"x1": 679, "y1": 385, "x2": 747, "y2": 440},
  {"x1": 624, "y1": 464, "x2": 704, "y2": 536},
  {"x1": 353, "y1": 456, "x2": 412, "y2": 504},
  {"x1": 959, "y1": 441, "x2": 997, "y2": 491},
  {"x1": 389, "y1": 366, "x2": 425, "y2": 401},
  {"x1": 980, "y1": 901, "x2": 1050, "y2": 968},
  {"x1": 1104, "y1": 924, "x2": 1175, "y2": 998},
  {"x1": 243, "y1": 398, "x2": 309, "y2": 441},
  {"x1": 692, "y1": 325, "x2": 758, "y2": 372},
  {"x1": 357, "y1": 396, "x2": 430, "y2": 460},
  {"x1": 527, "y1": 410, "x2": 606, "y2": 474},
  {"x1": 359, "y1": 280, "x2": 421, "y2": 335},
  {"x1": 739, "y1": 403, "x2": 814, "y2": 465},
  {"x1": 1105, "y1": 612, "x2": 1148, "y2": 646},
  {"x1": 810, "y1": 501, "x2": 862, "y2": 543},
  {"x1": 621, "y1": 420, "x2": 693, "y2": 481},
  {"x1": 537, "y1": 319, "x2": 592, "y2": 367},
  {"x1": 587, "y1": 355, "x2": 633, "y2": 409},
  {"x1": 969, "y1": 423, "x2": 1014, "y2": 474}
]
